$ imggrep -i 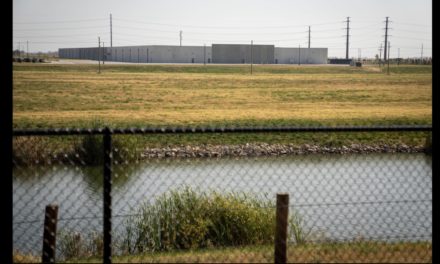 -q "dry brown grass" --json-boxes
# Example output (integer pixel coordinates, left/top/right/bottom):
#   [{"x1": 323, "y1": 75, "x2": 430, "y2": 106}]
[
  {"x1": 12, "y1": 241, "x2": 431, "y2": 263},
  {"x1": 58, "y1": 241, "x2": 431, "y2": 263},
  {"x1": 13, "y1": 65, "x2": 431, "y2": 127},
  {"x1": 12, "y1": 251, "x2": 40, "y2": 263}
]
